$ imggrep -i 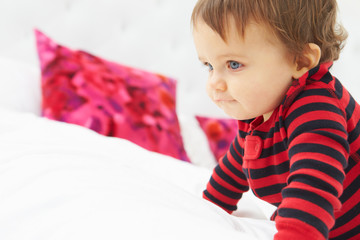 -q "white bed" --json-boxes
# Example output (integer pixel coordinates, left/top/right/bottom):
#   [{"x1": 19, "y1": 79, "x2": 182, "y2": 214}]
[
  {"x1": 0, "y1": 108, "x2": 277, "y2": 239},
  {"x1": 0, "y1": 0, "x2": 358, "y2": 239}
]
